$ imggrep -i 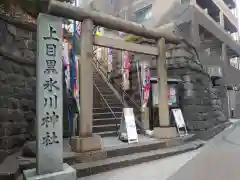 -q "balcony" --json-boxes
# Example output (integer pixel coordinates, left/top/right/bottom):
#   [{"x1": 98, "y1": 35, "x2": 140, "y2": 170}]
[
  {"x1": 196, "y1": 0, "x2": 220, "y2": 23},
  {"x1": 224, "y1": 14, "x2": 238, "y2": 33},
  {"x1": 223, "y1": 0, "x2": 237, "y2": 9}
]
